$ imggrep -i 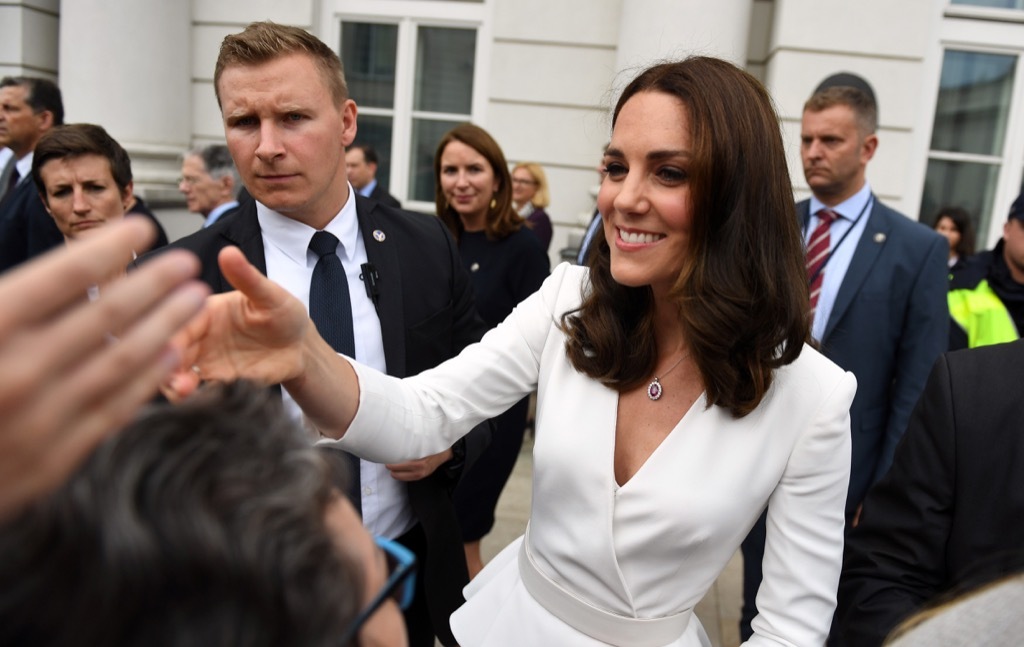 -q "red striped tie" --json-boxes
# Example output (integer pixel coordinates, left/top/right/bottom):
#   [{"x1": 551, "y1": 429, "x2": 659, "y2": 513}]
[{"x1": 807, "y1": 209, "x2": 838, "y2": 315}]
